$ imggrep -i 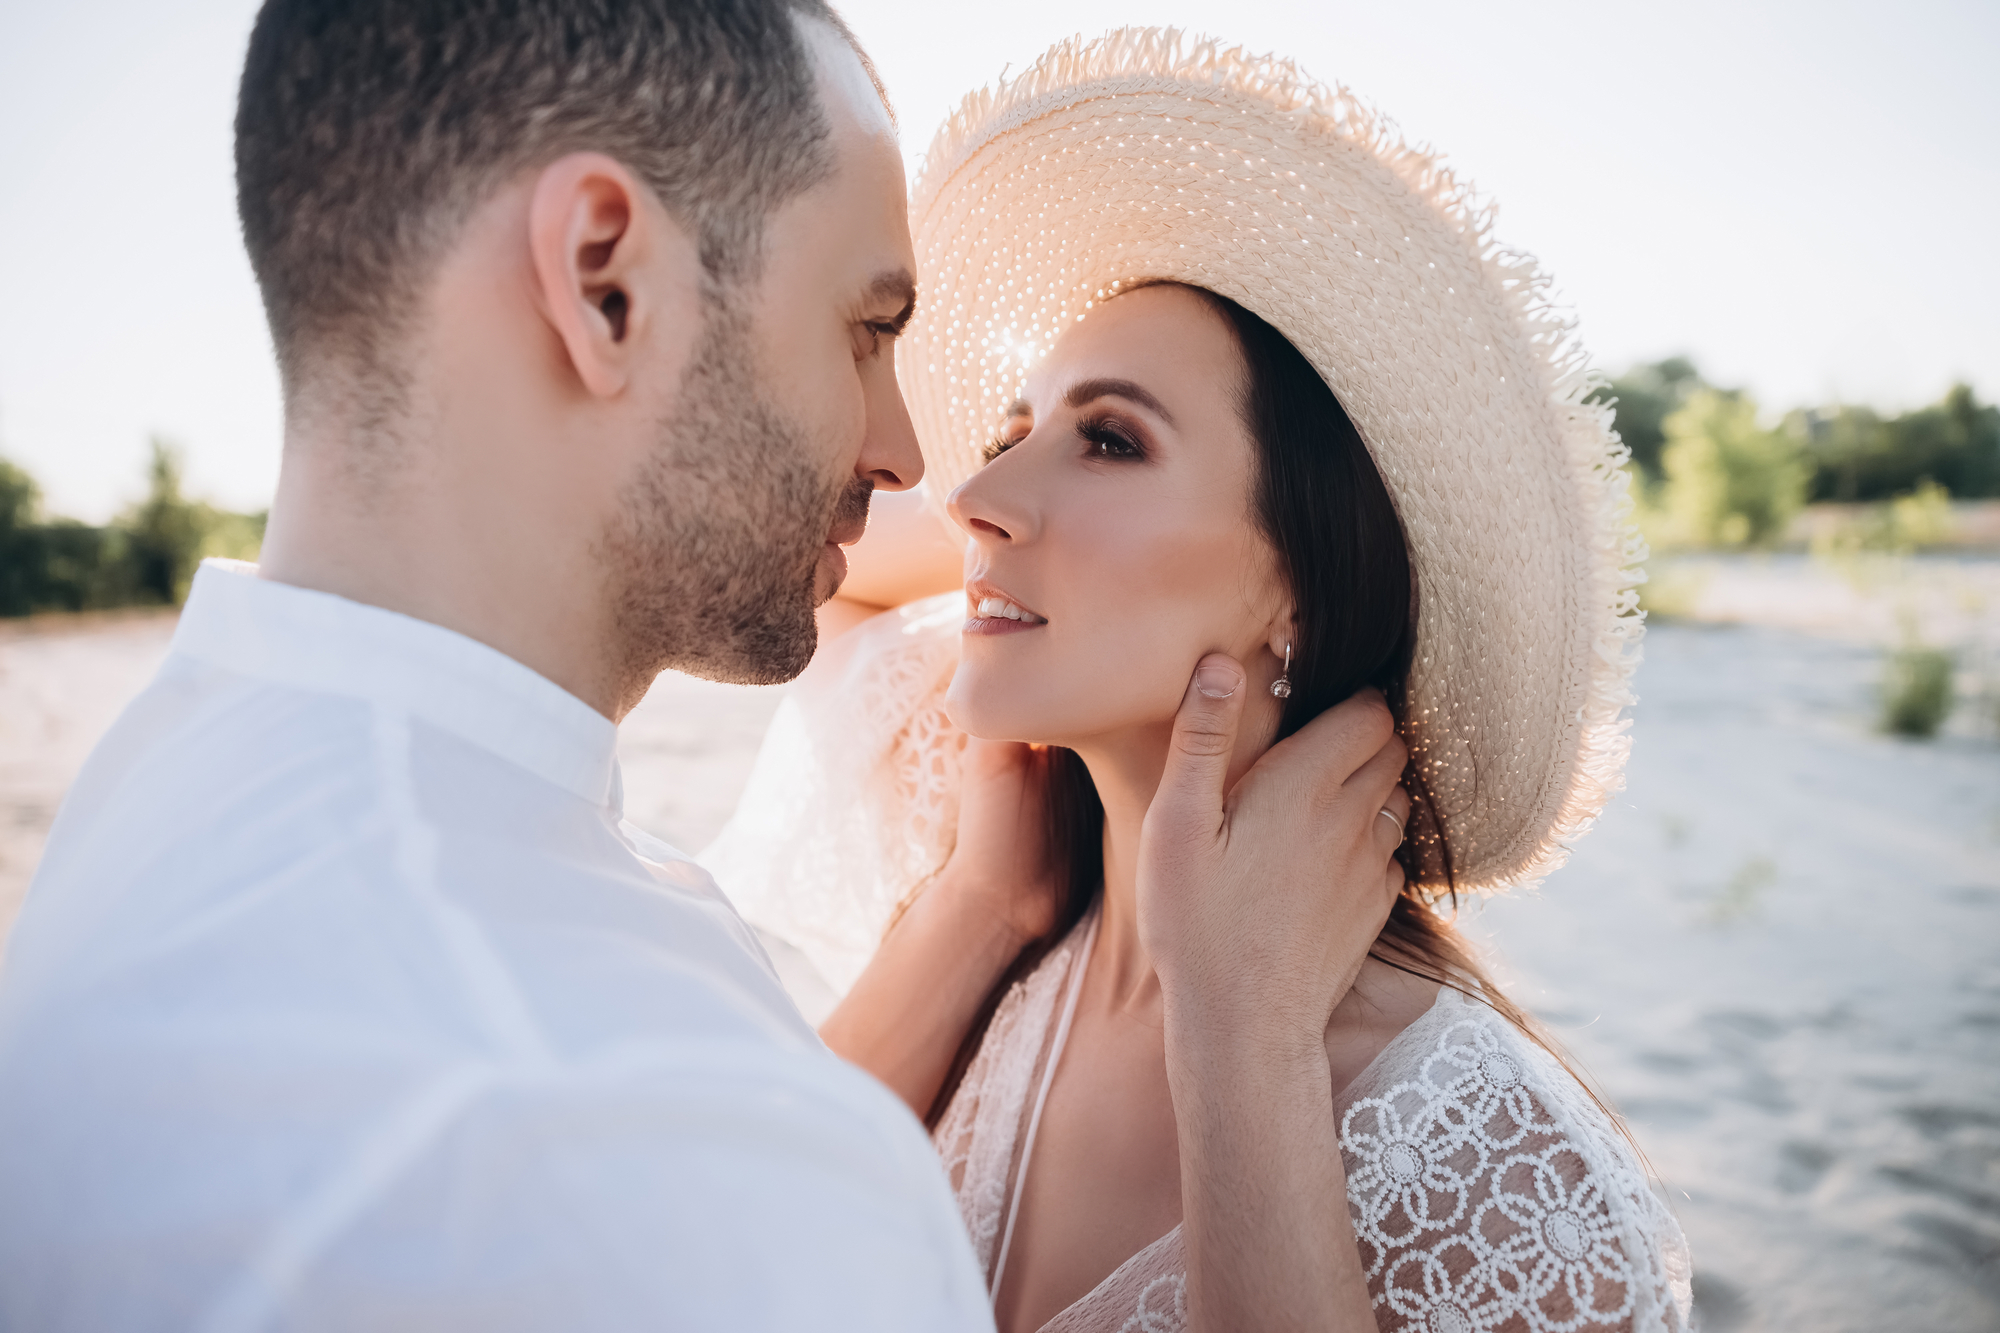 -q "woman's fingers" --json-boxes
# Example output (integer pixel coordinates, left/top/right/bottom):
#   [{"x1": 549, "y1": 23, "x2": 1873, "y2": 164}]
[{"x1": 947, "y1": 736, "x2": 1058, "y2": 940}]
